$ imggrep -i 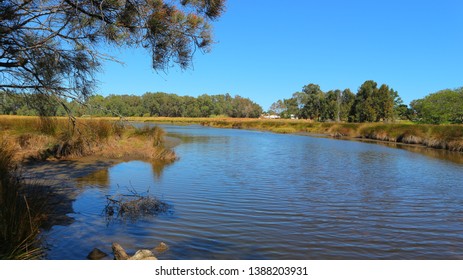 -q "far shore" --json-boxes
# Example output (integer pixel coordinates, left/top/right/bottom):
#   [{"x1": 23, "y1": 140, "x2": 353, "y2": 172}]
[{"x1": 120, "y1": 116, "x2": 463, "y2": 154}]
